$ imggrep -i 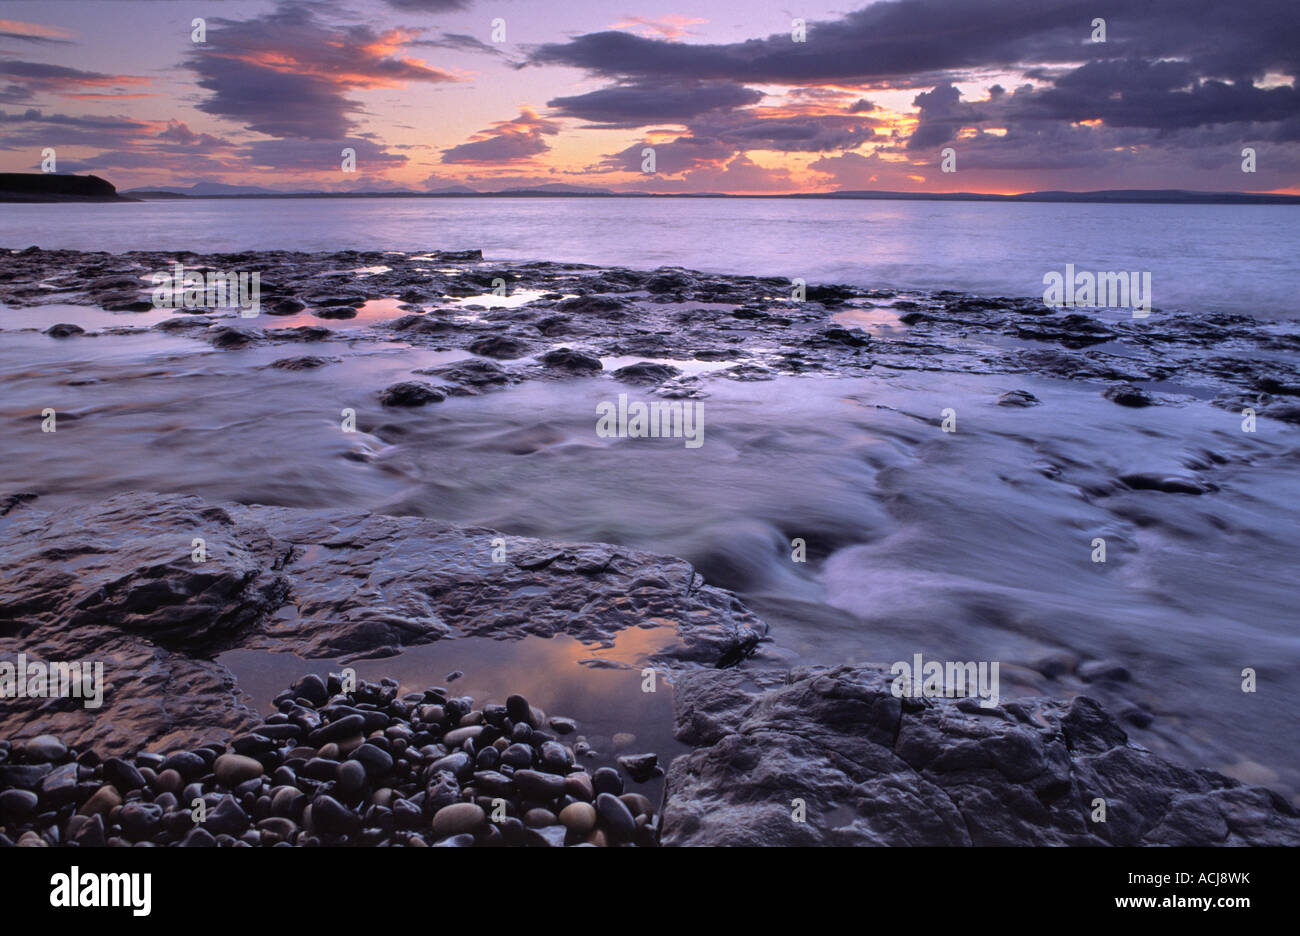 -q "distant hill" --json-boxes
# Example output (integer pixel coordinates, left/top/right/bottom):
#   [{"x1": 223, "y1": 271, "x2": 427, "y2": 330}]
[
  {"x1": 814, "y1": 188, "x2": 1300, "y2": 205},
  {"x1": 125, "y1": 181, "x2": 282, "y2": 197},
  {"x1": 496, "y1": 183, "x2": 616, "y2": 195},
  {"x1": 0, "y1": 173, "x2": 135, "y2": 202}
]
